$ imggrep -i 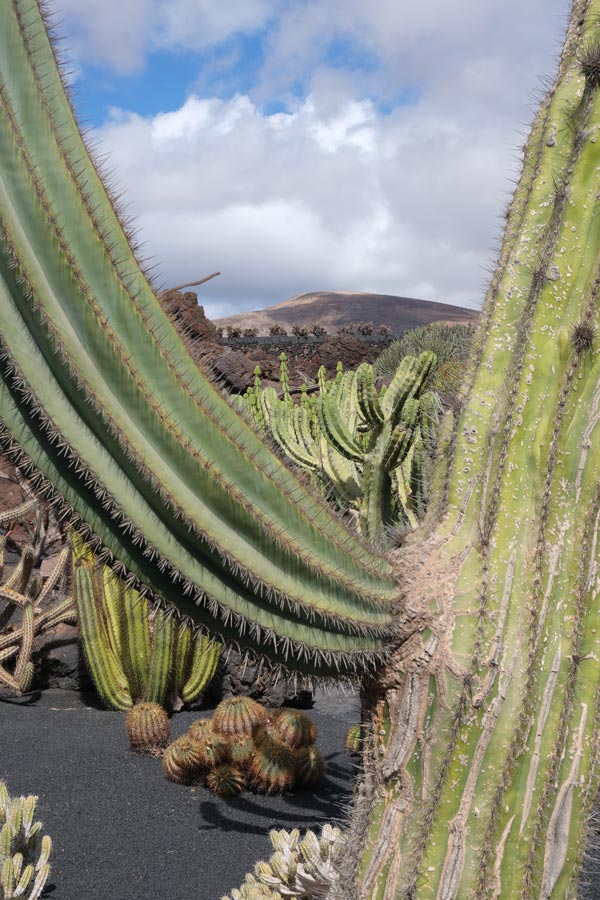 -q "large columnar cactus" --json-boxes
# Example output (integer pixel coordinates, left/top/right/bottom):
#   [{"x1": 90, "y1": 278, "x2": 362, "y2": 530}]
[
  {"x1": 72, "y1": 534, "x2": 221, "y2": 710},
  {"x1": 338, "y1": 4, "x2": 600, "y2": 897},
  {"x1": 0, "y1": 0, "x2": 398, "y2": 680},
  {"x1": 242, "y1": 355, "x2": 440, "y2": 538}
]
